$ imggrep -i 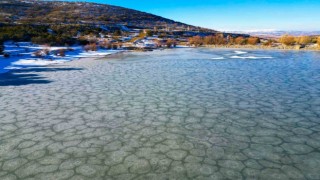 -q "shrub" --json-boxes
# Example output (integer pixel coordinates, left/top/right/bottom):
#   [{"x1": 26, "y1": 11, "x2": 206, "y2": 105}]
[
  {"x1": 297, "y1": 36, "x2": 312, "y2": 45},
  {"x1": 317, "y1": 36, "x2": 320, "y2": 46},
  {"x1": 188, "y1": 36, "x2": 203, "y2": 46},
  {"x1": 263, "y1": 40, "x2": 273, "y2": 46},
  {"x1": 234, "y1": 36, "x2": 246, "y2": 45},
  {"x1": 279, "y1": 35, "x2": 295, "y2": 46},
  {"x1": 213, "y1": 34, "x2": 226, "y2": 45},
  {"x1": 34, "y1": 48, "x2": 50, "y2": 58},
  {"x1": 166, "y1": 39, "x2": 177, "y2": 48},
  {"x1": 204, "y1": 36, "x2": 215, "y2": 45},
  {"x1": 84, "y1": 43, "x2": 97, "y2": 51},
  {"x1": 204, "y1": 35, "x2": 227, "y2": 45},
  {"x1": 91, "y1": 43, "x2": 97, "y2": 51},
  {"x1": 99, "y1": 40, "x2": 112, "y2": 49},
  {"x1": 145, "y1": 30, "x2": 153, "y2": 37},
  {"x1": 113, "y1": 30, "x2": 122, "y2": 36},
  {"x1": 247, "y1": 37, "x2": 260, "y2": 45},
  {"x1": 154, "y1": 39, "x2": 163, "y2": 47},
  {"x1": 44, "y1": 48, "x2": 50, "y2": 55},
  {"x1": 138, "y1": 31, "x2": 146, "y2": 38}
]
